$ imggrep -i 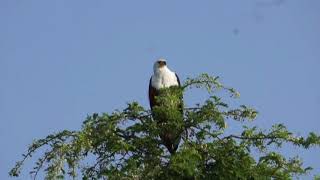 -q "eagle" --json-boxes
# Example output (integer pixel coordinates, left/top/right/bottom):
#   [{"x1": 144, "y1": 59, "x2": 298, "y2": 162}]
[{"x1": 148, "y1": 59, "x2": 183, "y2": 154}]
